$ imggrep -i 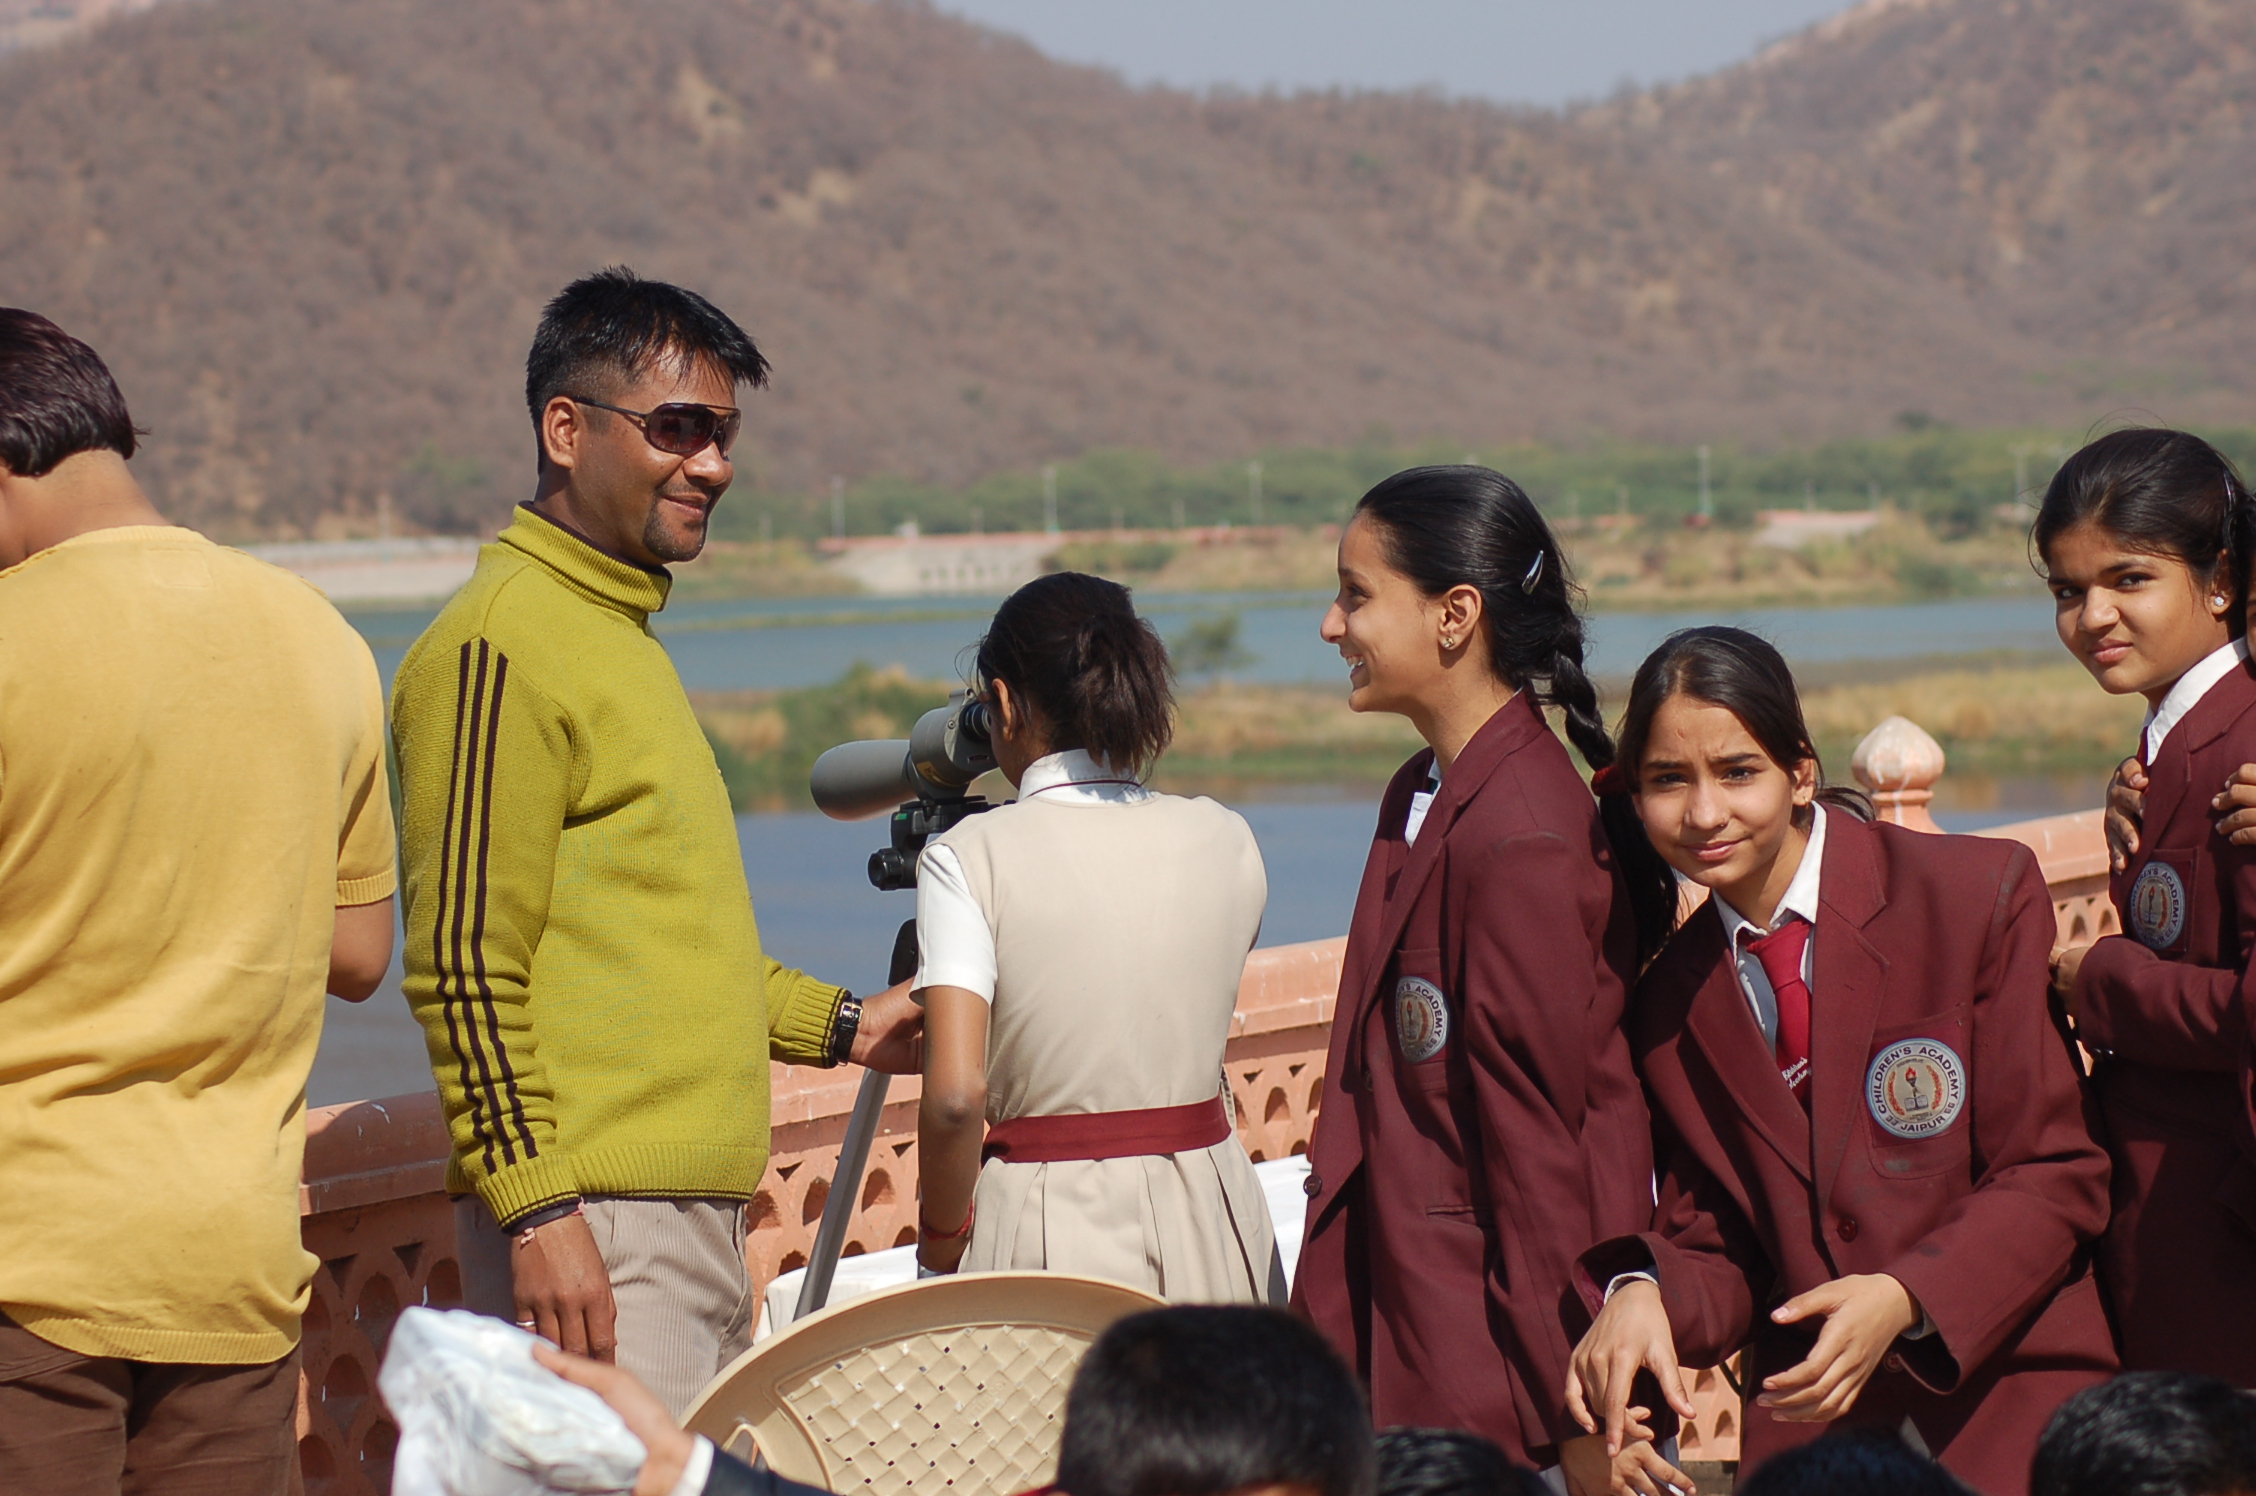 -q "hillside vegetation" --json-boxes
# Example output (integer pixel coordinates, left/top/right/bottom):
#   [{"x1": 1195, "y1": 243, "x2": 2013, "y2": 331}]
[{"x1": 1, "y1": 0, "x2": 2251, "y2": 538}]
